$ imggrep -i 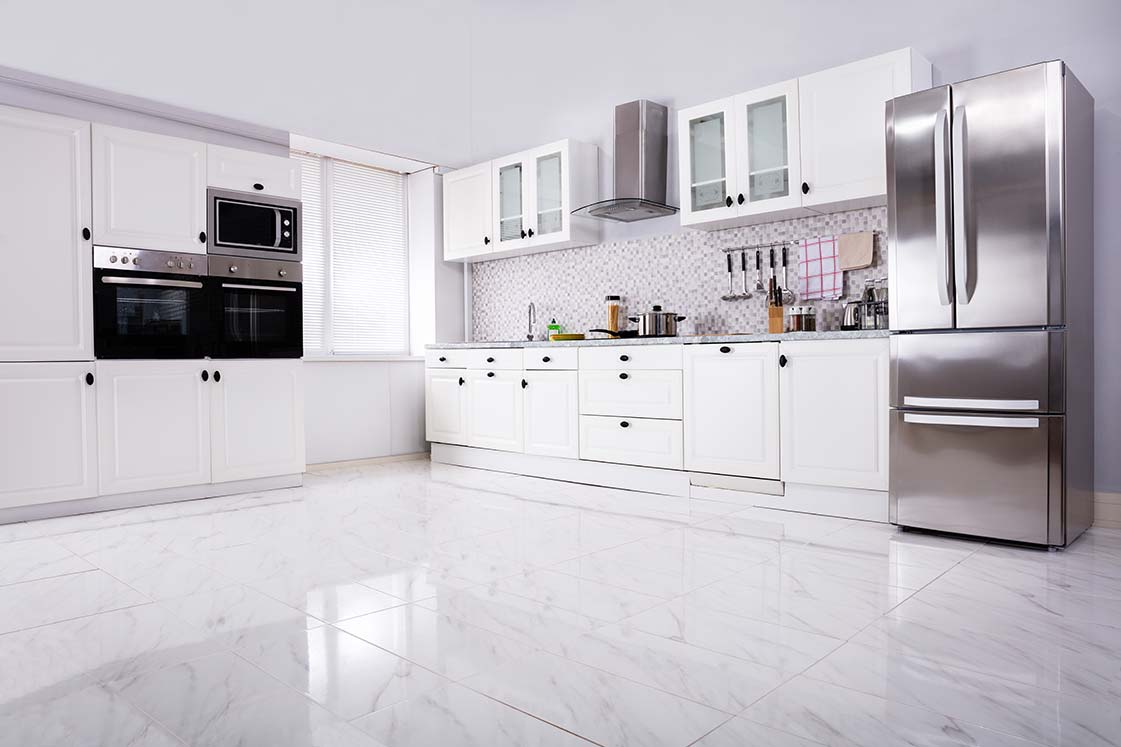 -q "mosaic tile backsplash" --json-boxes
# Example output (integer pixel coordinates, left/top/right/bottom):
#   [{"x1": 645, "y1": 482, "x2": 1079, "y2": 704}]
[{"x1": 471, "y1": 207, "x2": 888, "y2": 340}]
